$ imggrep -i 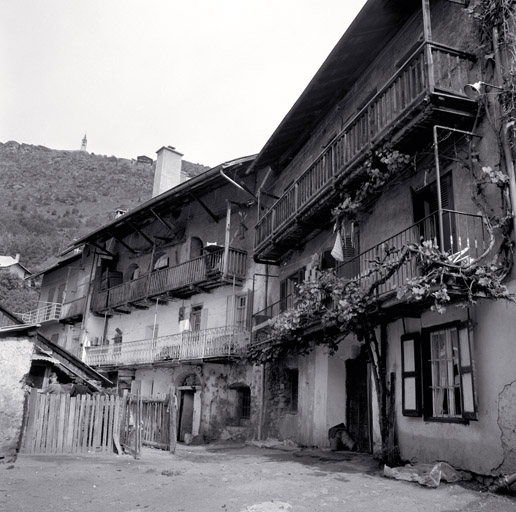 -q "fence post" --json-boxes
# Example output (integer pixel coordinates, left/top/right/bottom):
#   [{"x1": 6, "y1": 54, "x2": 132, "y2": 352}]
[{"x1": 169, "y1": 388, "x2": 177, "y2": 454}]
